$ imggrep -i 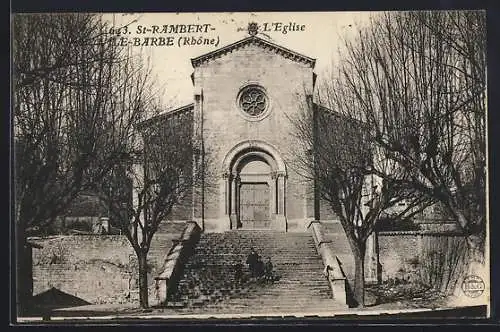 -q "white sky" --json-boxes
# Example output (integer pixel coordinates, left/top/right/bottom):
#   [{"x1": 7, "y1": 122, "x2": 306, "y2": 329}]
[{"x1": 103, "y1": 12, "x2": 373, "y2": 109}]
